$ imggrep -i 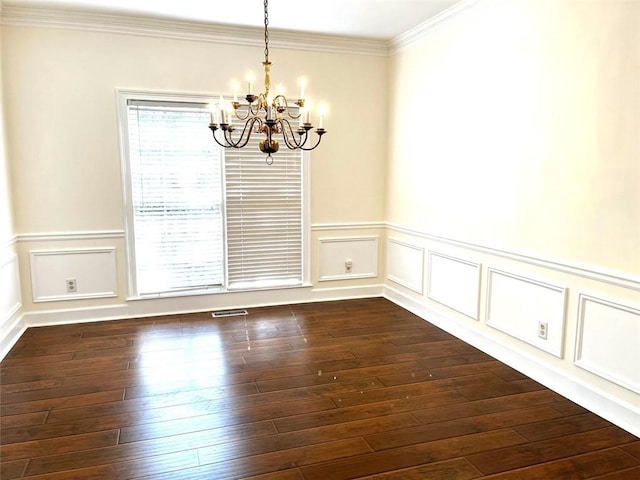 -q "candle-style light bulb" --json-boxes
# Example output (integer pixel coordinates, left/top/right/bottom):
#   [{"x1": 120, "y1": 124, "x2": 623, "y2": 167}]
[
  {"x1": 318, "y1": 102, "x2": 328, "y2": 129},
  {"x1": 304, "y1": 98, "x2": 312, "y2": 124},
  {"x1": 226, "y1": 103, "x2": 233, "y2": 123},
  {"x1": 208, "y1": 101, "x2": 217, "y2": 124},
  {"x1": 298, "y1": 76, "x2": 307, "y2": 99},
  {"x1": 231, "y1": 80, "x2": 239, "y2": 102},
  {"x1": 219, "y1": 96, "x2": 227, "y2": 124},
  {"x1": 246, "y1": 72, "x2": 255, "y2": 95}
]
